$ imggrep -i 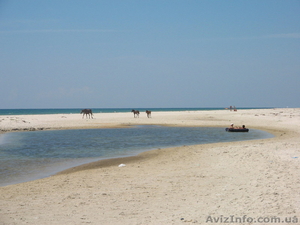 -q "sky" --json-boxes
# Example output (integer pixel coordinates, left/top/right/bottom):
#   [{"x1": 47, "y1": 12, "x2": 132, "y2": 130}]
[{"x1": 0, "y1": 0, "x2": 299, "y2": 109}]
